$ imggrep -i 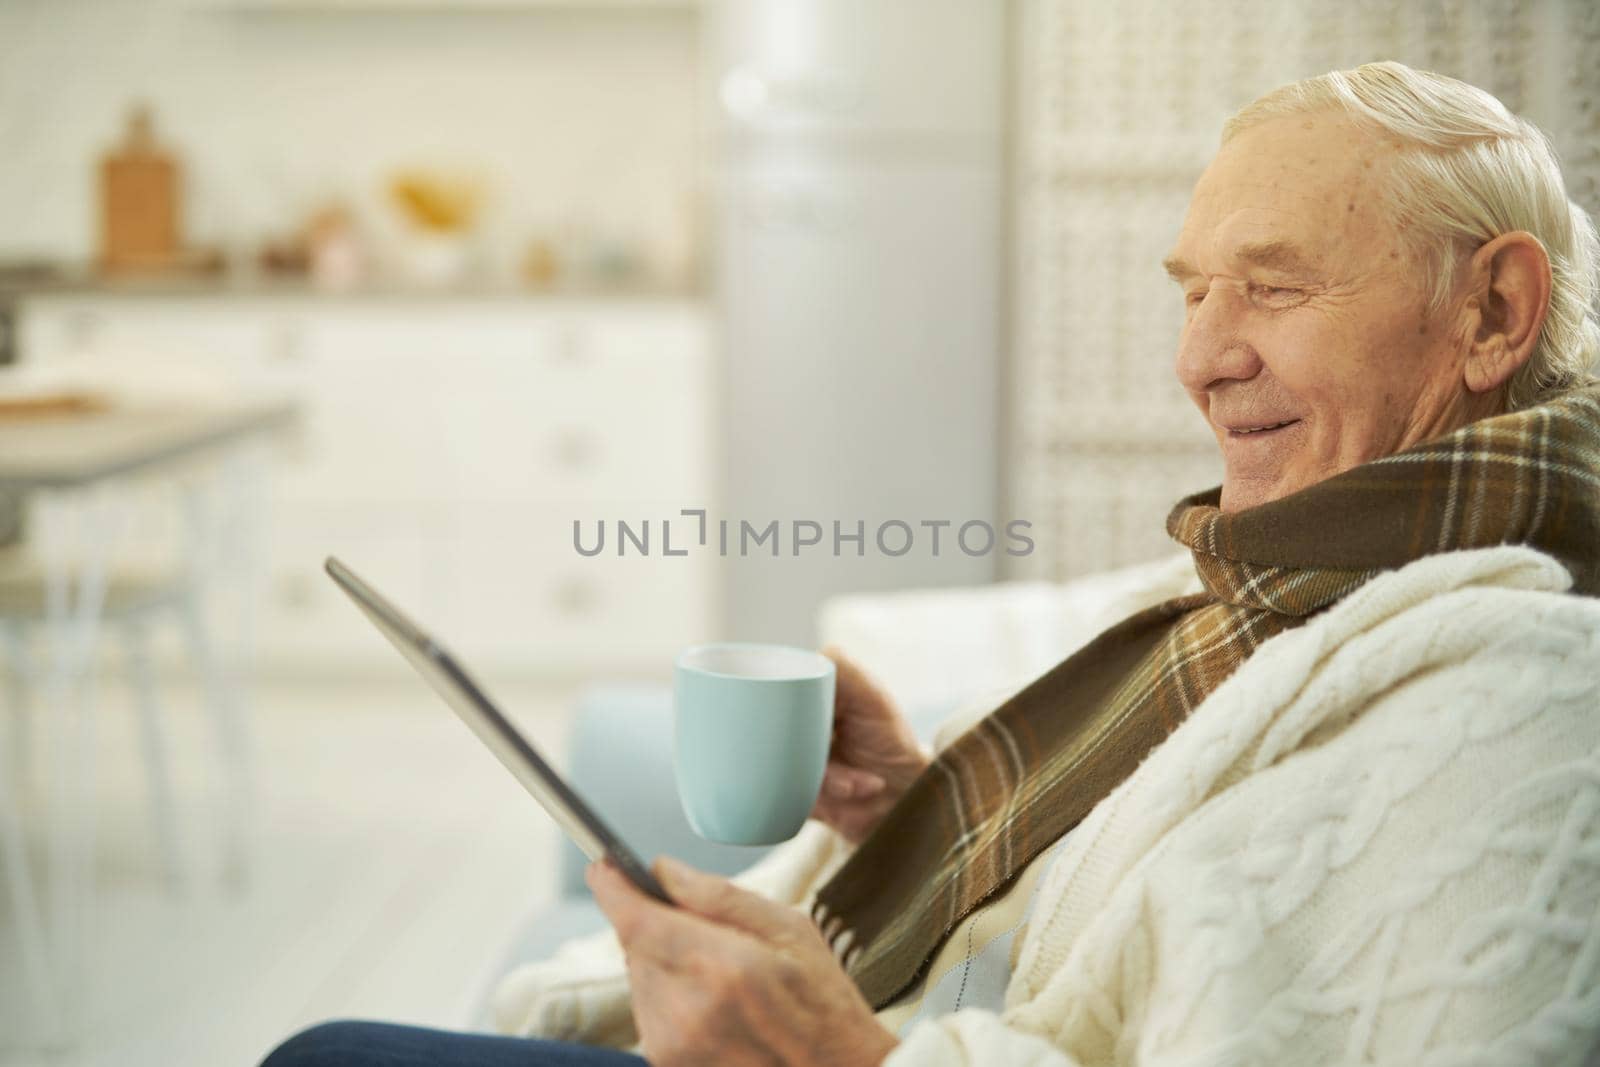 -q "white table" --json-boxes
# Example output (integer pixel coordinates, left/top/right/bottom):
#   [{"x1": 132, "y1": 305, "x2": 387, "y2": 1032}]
[{"x1": 0, "y1": 398, "x2": 296, "y2": 1045}]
